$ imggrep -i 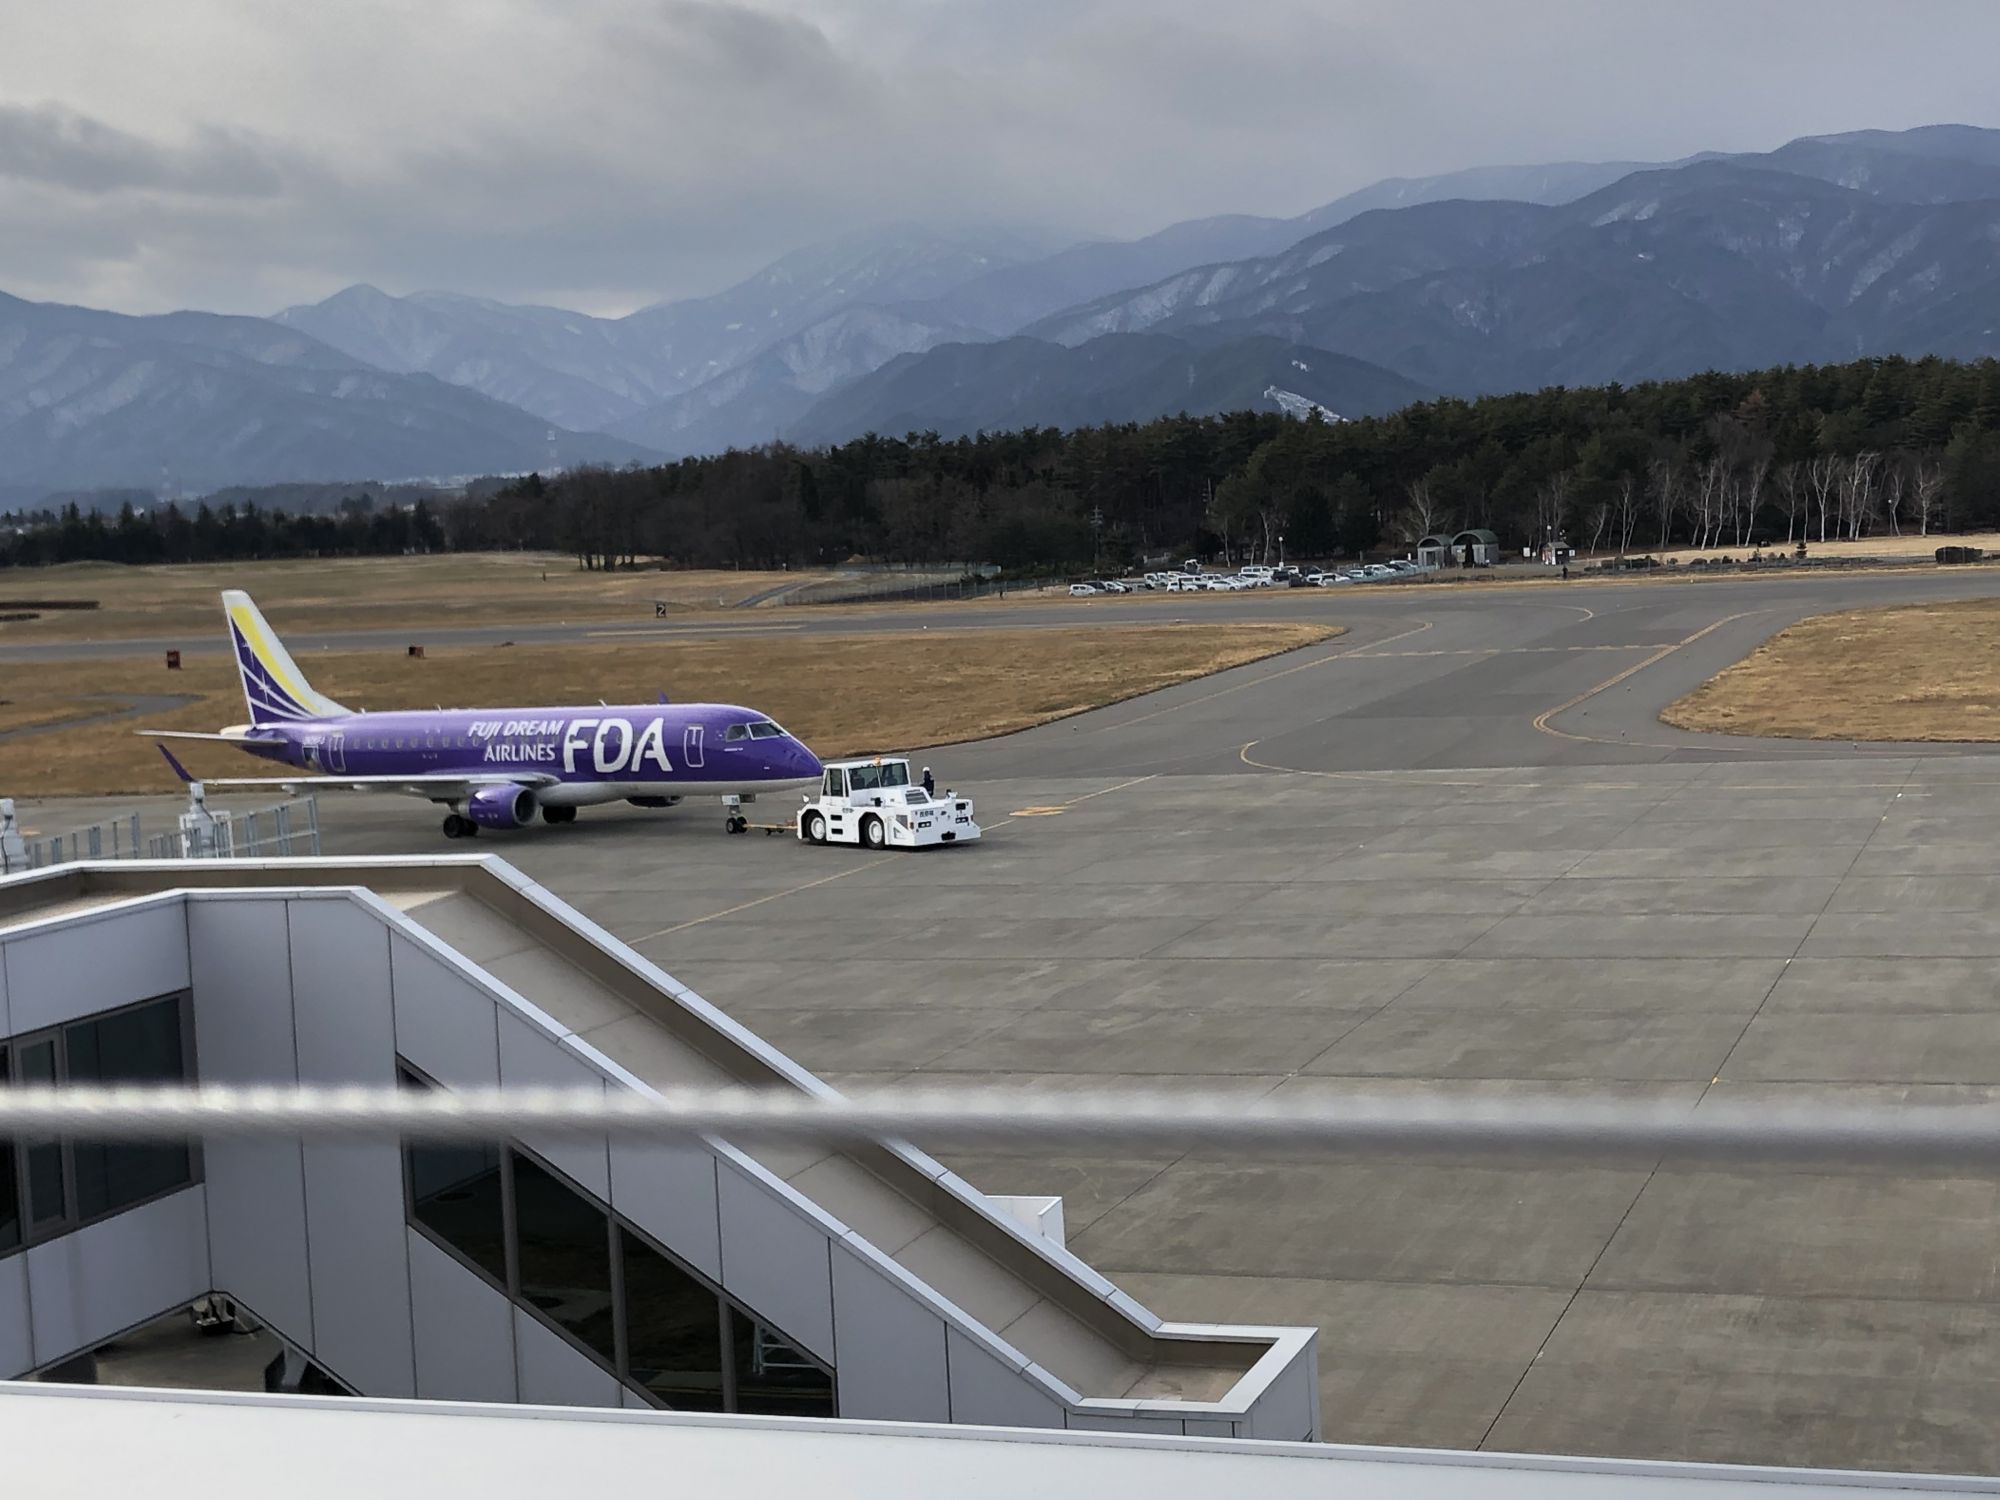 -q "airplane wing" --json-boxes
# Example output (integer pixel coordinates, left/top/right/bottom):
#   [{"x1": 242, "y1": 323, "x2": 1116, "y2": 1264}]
[
  {"x1": 136, "y1": 730, "x2": 258, "y2": 743},
  {"x1": 183, "y1": 772, "x2": 561, "y2": 802}
]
